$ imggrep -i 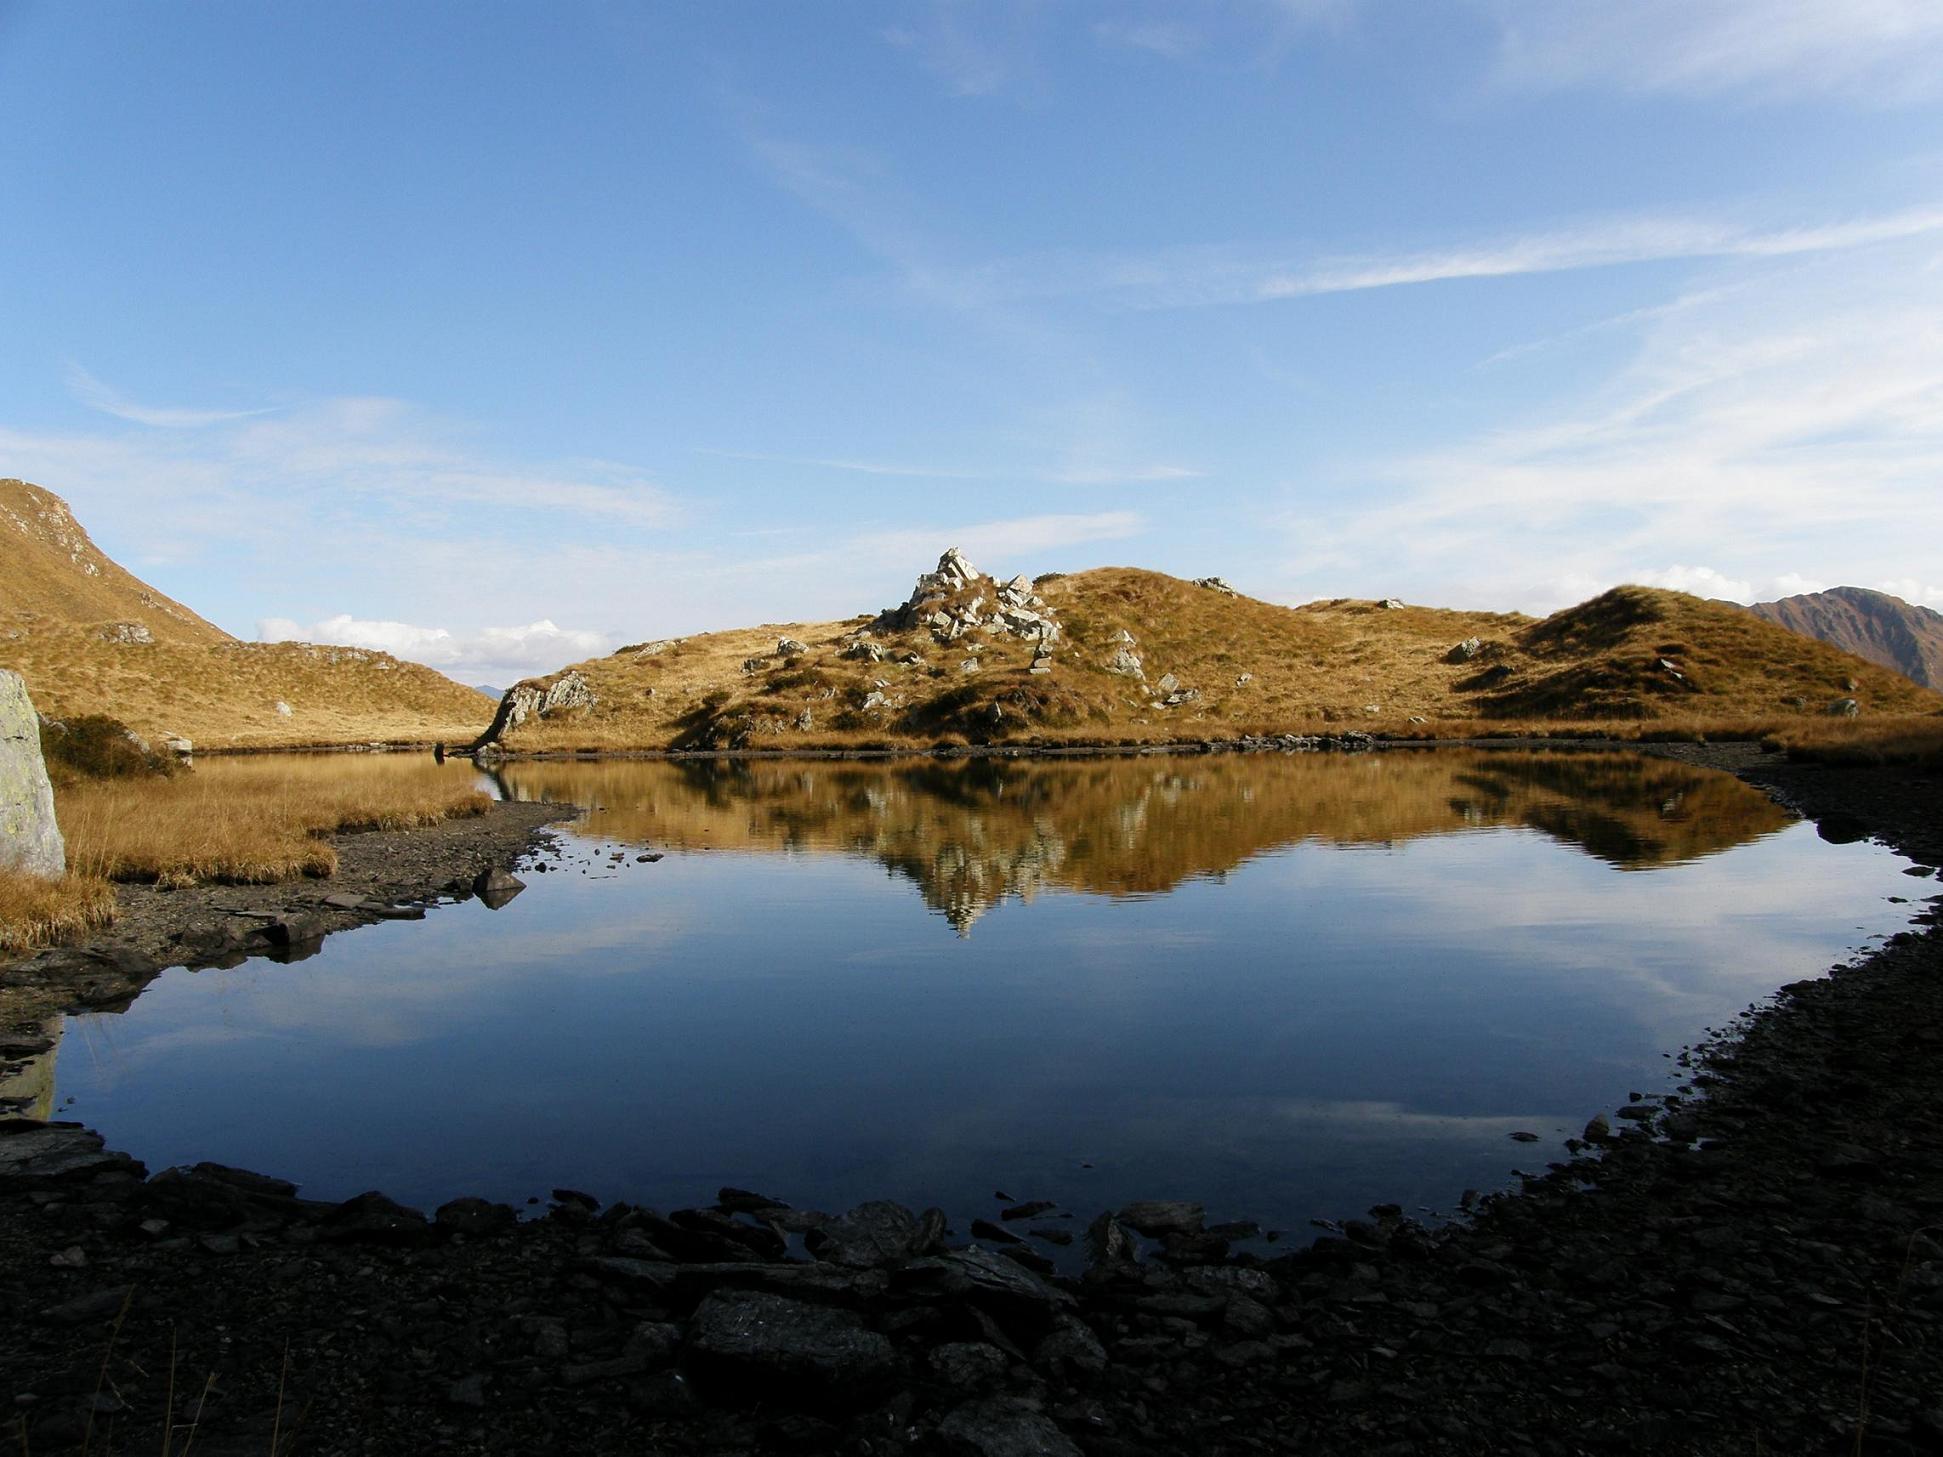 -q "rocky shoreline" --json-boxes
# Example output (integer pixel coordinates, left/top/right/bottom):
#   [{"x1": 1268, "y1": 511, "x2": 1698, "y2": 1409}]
[{"x1": 2, "y1": 748, "x2": 1940, "y2": 1454}]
